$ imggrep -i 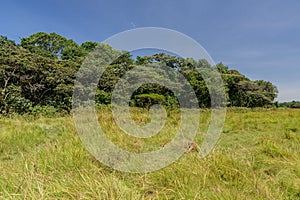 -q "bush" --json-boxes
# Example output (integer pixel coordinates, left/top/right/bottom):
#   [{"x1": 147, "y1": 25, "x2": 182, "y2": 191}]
[
  {"x1": 29, "y1": 106, "x2": 61, "y2": 117},
  {"x1": 95, "y1": 90, "x2": 111, "y2": 105},
  {"x1": 134, "y1": 93, "x2": 166, "y2": 109}
]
